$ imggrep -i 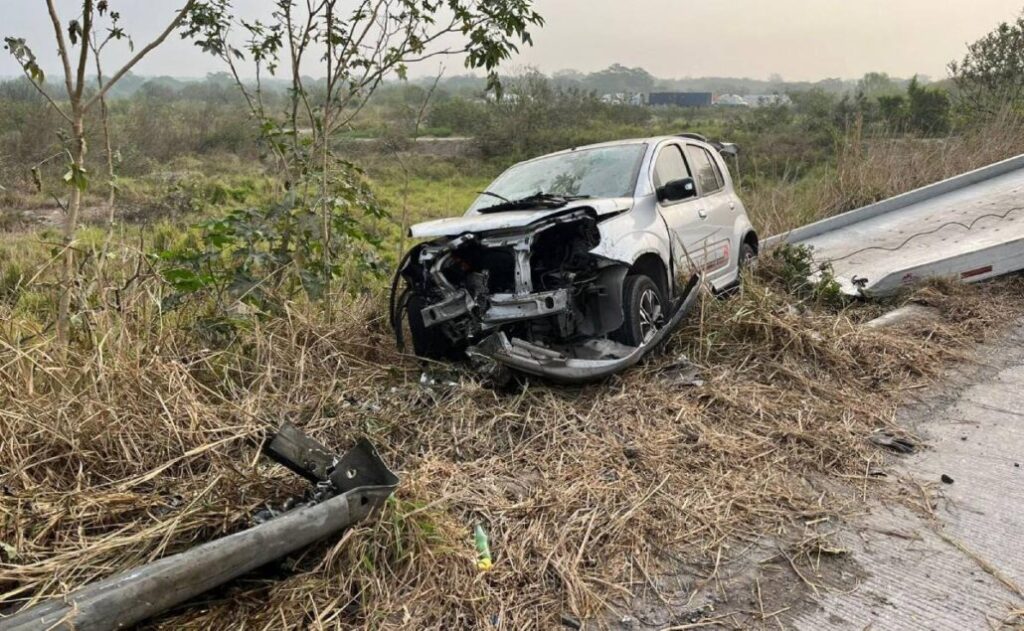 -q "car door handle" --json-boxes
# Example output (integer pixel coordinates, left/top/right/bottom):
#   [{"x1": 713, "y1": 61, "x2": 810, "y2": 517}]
[
  {"x1": 697, "y1": 209, "x2": 708, "y2": 219},
  {"x1": 729, "y1": 201, "x2": 736, "y2": 211}
]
